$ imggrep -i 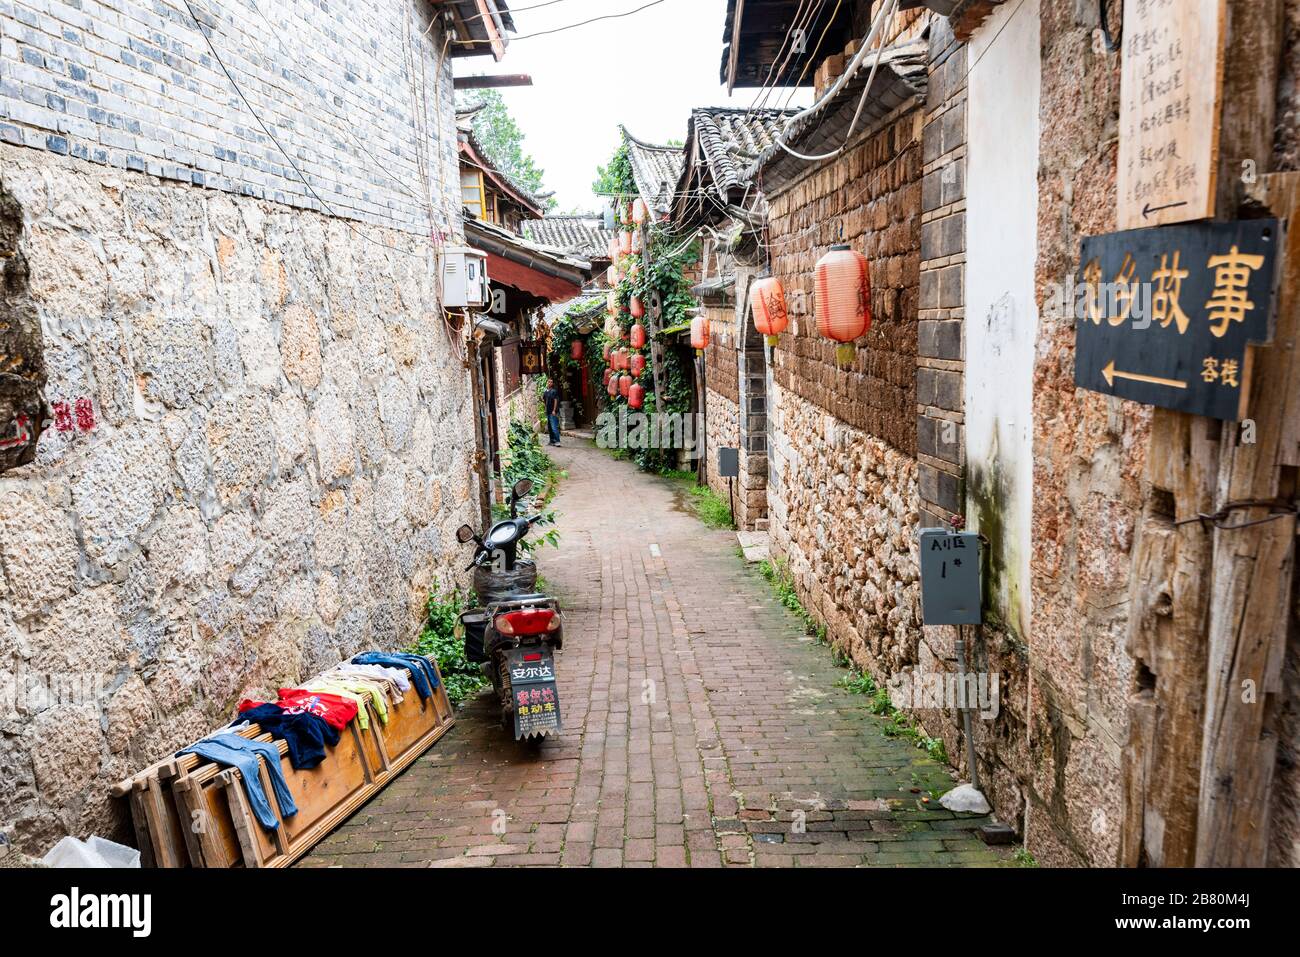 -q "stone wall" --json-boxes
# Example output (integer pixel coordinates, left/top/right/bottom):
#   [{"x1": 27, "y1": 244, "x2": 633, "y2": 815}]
[
  {"x1": 702, "y1": 300, "x2": 739, "y2": 511},
  {"x1": 0, "y1": 1, "x2": 475, "y2": 856},
  {"x1": 1025, "y1": 0, "x2": 1144, "y2": 867}
]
